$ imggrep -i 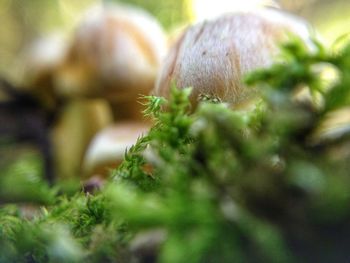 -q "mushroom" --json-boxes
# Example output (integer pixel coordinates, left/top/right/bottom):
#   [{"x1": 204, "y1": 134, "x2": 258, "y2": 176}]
[
  {"x1": 20, "y1": 34, "x2": 114, "y2": 181},
  {"x1": 154, "y1": 7, "x2": 315, "y2": 109},
  {"x1": 55, "y1": 3, "x2": 167, "y2": 120},
  {"x1": 19, "y1": 3, "x2": 166, "y2": 180},
  {"x1": 21, "y1": 33, "x2": 68, "y2": 111},
  {"x1": 51, "y1": 98, "x2": 113, "y2": 180},
  {"x1": 82, "y1": 122, "x2": 150, "y2": 179}
]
